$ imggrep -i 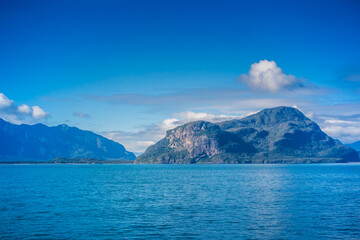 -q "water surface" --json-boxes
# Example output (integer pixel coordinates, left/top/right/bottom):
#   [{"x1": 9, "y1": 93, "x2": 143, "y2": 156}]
[{"x1": 1, "y1": 164, "x2": 360, "y2": 239}]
